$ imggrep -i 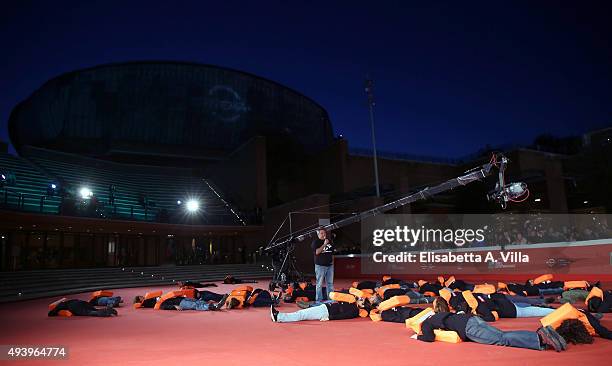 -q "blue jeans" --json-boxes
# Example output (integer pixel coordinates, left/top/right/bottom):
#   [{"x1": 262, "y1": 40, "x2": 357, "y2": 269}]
[
  {"x1": 538, "y1": 288, "x2": 563, "y2": 296},
  {"x1": 314, "y1": 264, "x2": 334, "y2": 301},
  {"x1": 178, "y1": 298, "x2": 210, "y2": 311},
  {"x1": 465, "y1": 316, "x2": 541, "y2": 350},
  {"x1": 513, "y1": 303, "x2": 555, "y2": 317},
  {"x1": 198, "y1": 290, "x2": 224, "y2": 302},
  {"x1": 505, "y1": 295, "x2": 544, "y2": 306},
  {"x1": 277, "y1": 304, "x2": 329, "y2": 322},
  {"x1": 97, "y1": 296, "x2": 122, "y2": 307},
  {"x1": 405, "y1": 290, "x2": 433, "y2": 304}
]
